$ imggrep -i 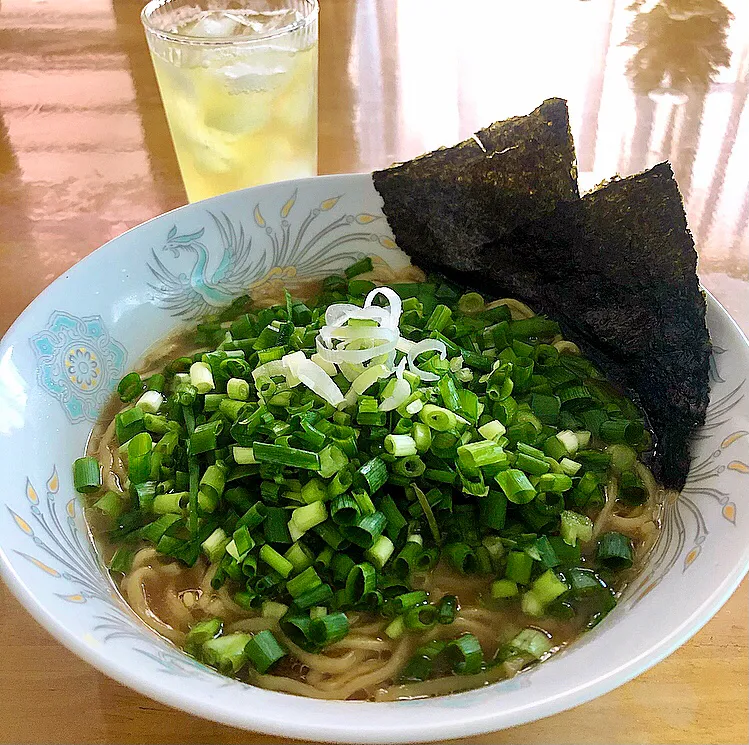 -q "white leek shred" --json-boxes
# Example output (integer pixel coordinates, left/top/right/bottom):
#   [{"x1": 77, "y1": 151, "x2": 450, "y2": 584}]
[
  {"x1": 352, "y1": 364, "x2": 392, "y2": 395},
  {"x1": 406, "y1": 398, "x2": 424, "y2": 415},
  {"x1": 364, "y1": 286, "x2": 402, "y2": 329},
  {"x1": 339, "y1": 384, "x2": 359, "y2": 410},
  {"x1": 325, "y1": 304, "x2": 391, "y2": 328},
  {"x1": 314, "y1": 289, "x2": 404, "y2": 397},
  {"x1": 310, "y1": 353, "x2": 338, "y2": 377},
  {"x1": 252, "y1": 359, "x2": 286, "y2": 381},
  {"x1": 281, "y1": 350, "x2": 305, "y2": 387},
  {"x1": 396, "y1": 336, "x2": 416, "y2": 354},
  {"x1": 315, "y1": 330, "x2": 398, "y2": 365},
  {"x1": 407, "y1": 339, "x2": 448, "y2": 382},
  {"x1": 449, "y1": 356, "x2": 464, "y2": 372},
  {"x1": 282, "y1": 353, "x2": 344, "y2": 407},
  {"x1": 339, "y1": 361, "x2": 366, "y2": 382},
  {"x1": 395, "y1": 357, "x2": 407, "y2": 379},
  {"x1": 379, "y1": 378, "x2": 411, "y2": 411}
]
